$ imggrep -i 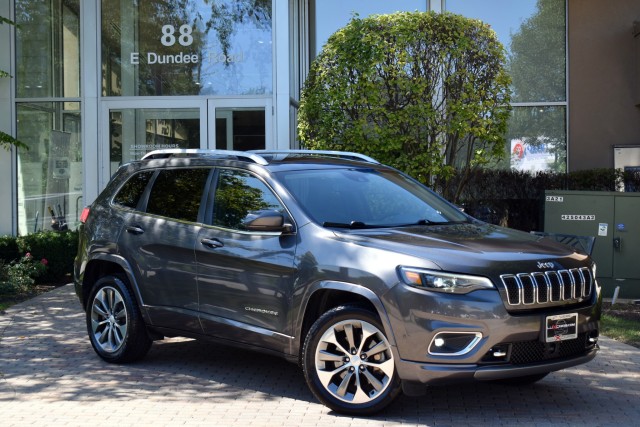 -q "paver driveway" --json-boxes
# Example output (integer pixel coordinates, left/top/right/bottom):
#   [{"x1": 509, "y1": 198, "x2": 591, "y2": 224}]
[{"x1": 1, "y1": 284, "x2": 639, "y2": 426}]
